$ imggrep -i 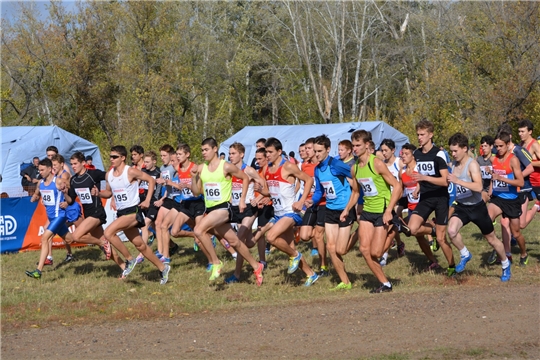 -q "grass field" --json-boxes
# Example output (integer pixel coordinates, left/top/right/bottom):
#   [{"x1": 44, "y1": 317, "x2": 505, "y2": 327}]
[{"x1": 2, "y1": 210, "x2": 539, "y2": 331}]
